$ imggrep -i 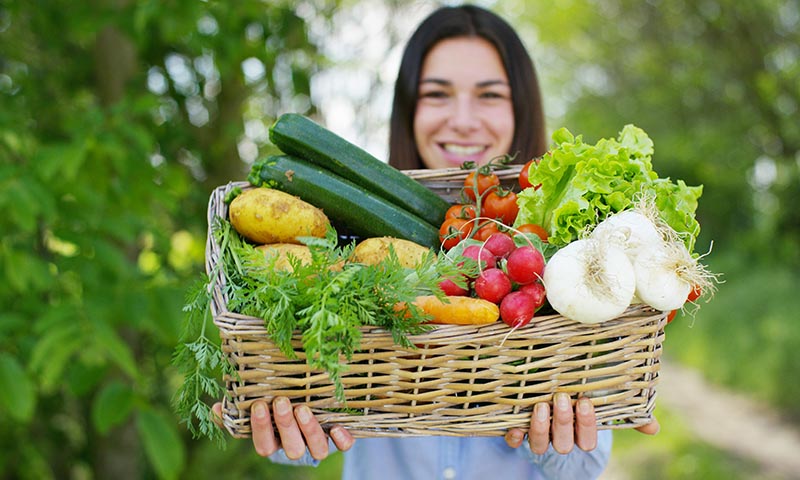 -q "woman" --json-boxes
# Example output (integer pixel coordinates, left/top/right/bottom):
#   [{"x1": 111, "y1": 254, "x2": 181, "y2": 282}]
[
  {"x1": 214, "y1": 5, "x2": 659, "y2": 479},
  {"x1": 388, "y1": 4, "x2": 546, "y2": 170}
]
